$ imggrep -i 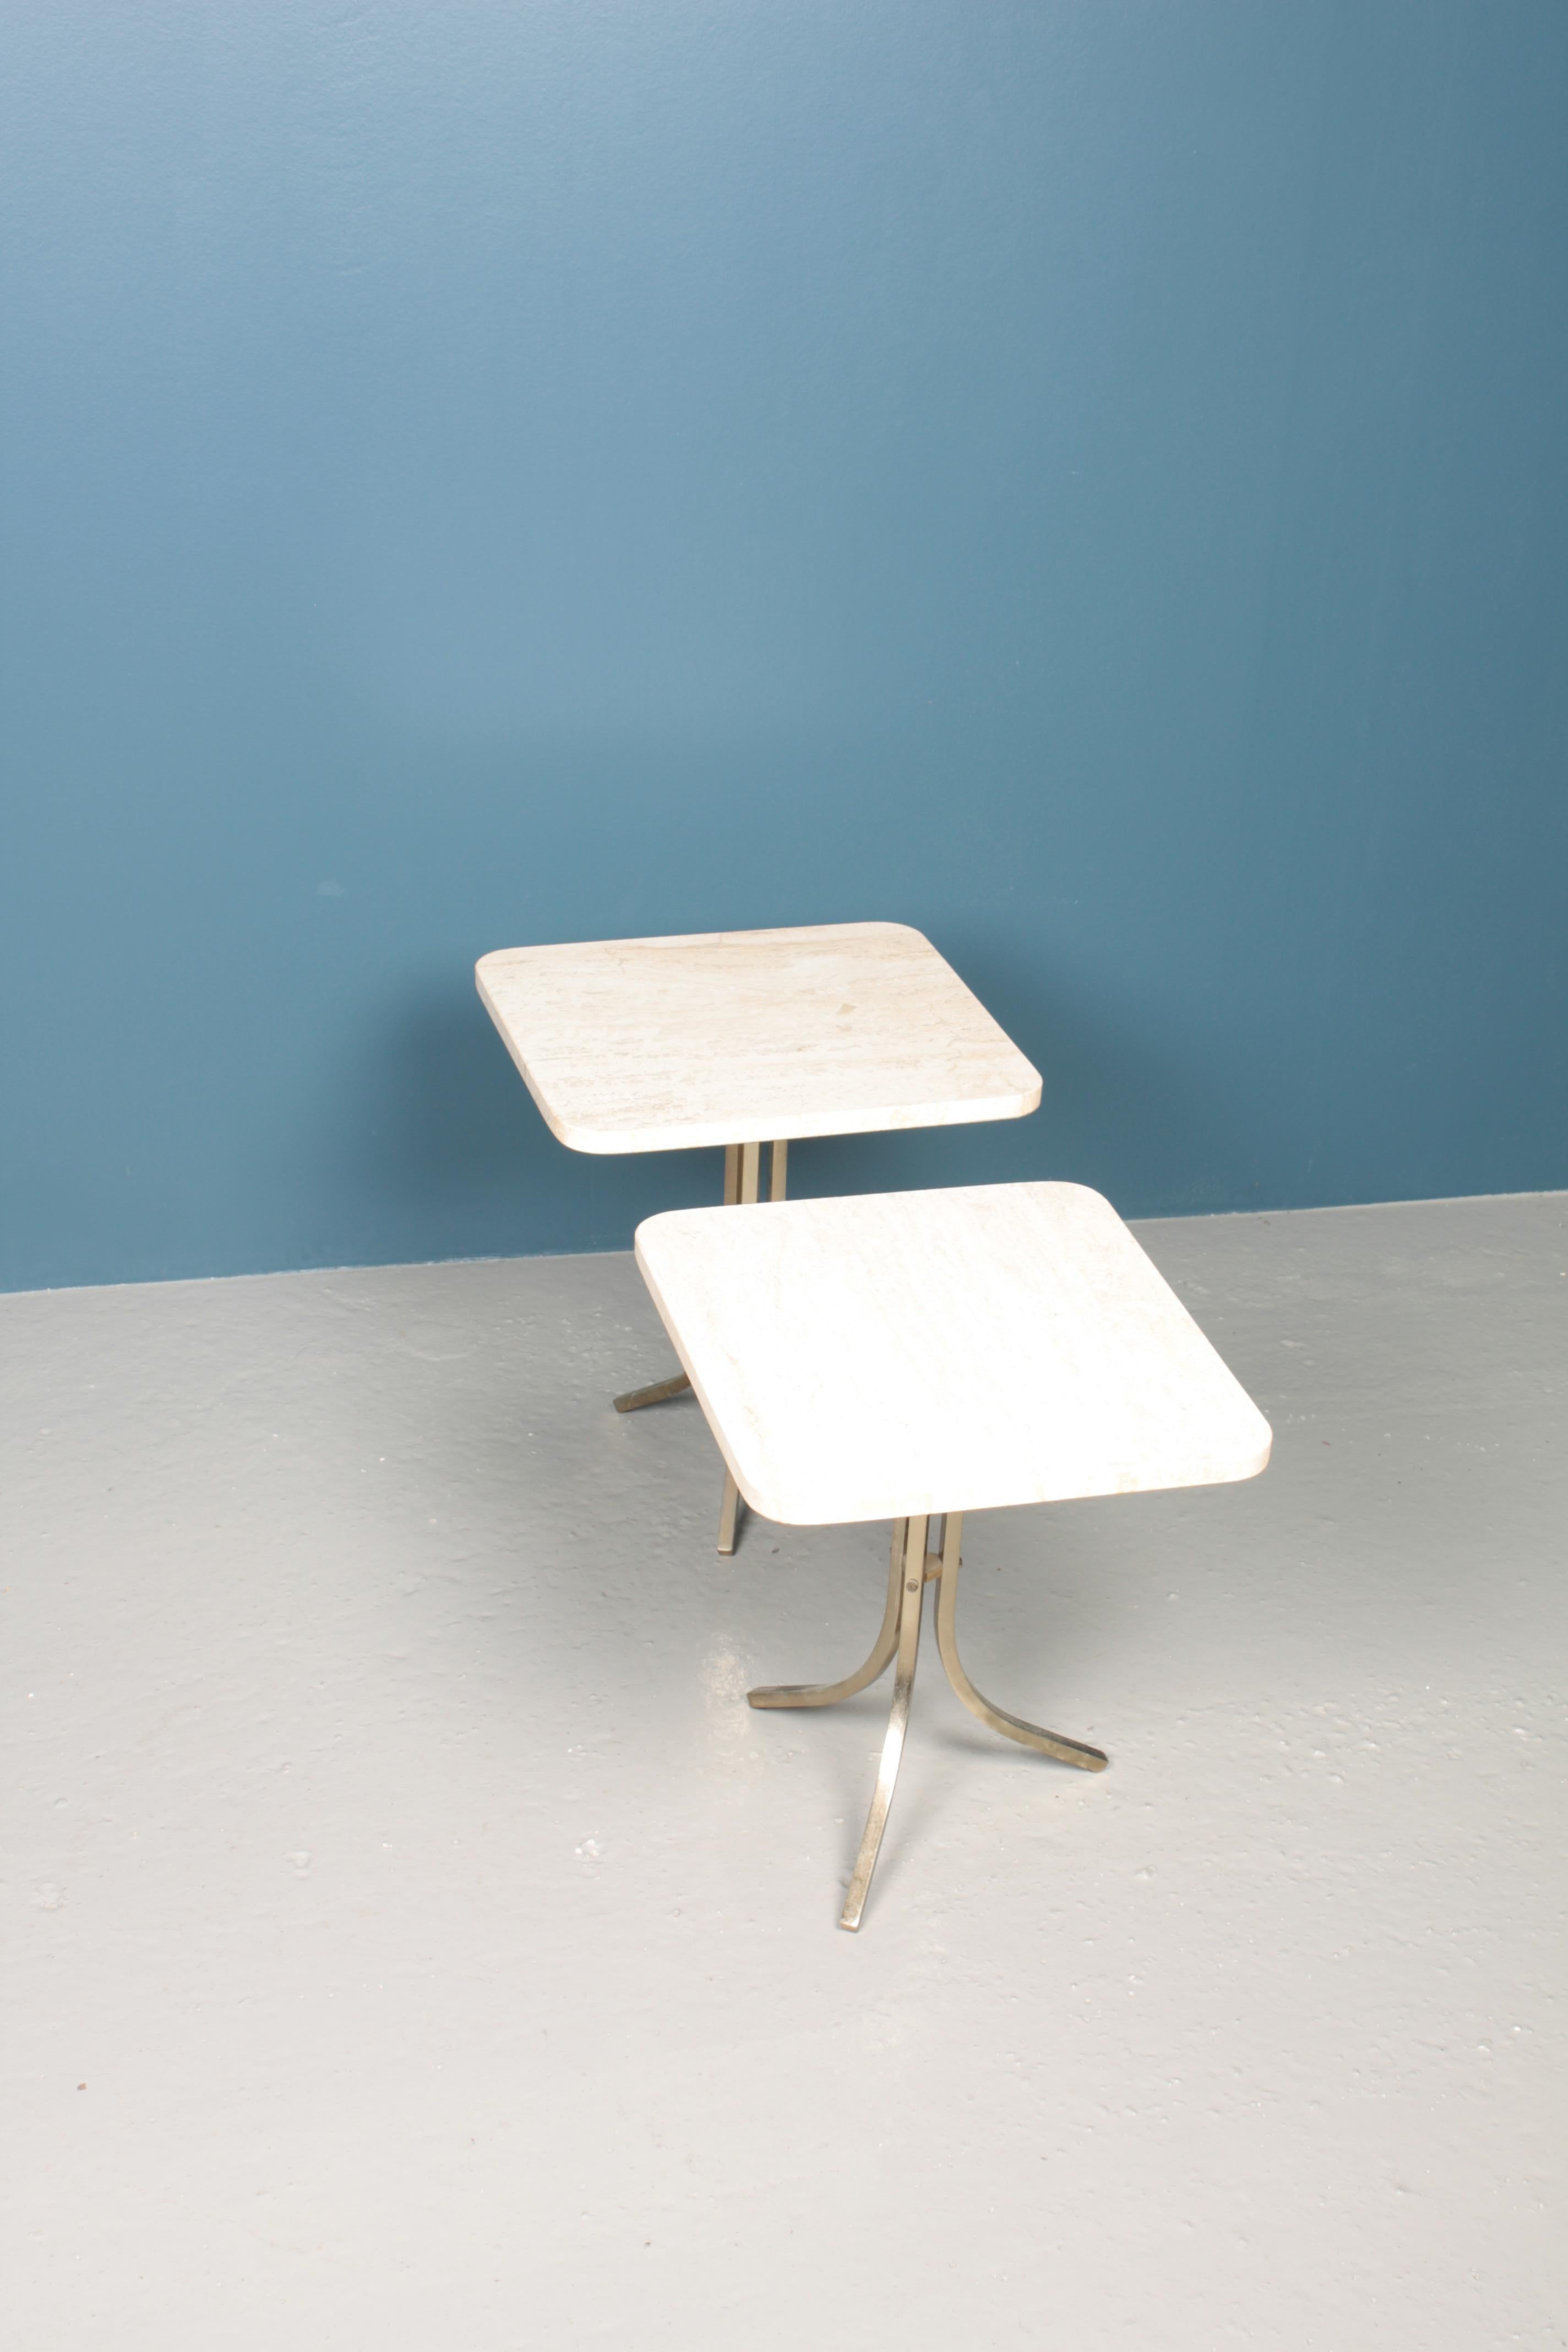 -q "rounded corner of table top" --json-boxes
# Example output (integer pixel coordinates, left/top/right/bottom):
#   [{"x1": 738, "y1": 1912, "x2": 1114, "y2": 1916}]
[
  {"x1": 860, "y1": 917, "x2": 931, "y2": 946},
  {"x1": 1053, "y1": 1176, "x2": 1143, "y2": 1221},
  {"x1": 1207, "y1": 1403, "x2": 1272, "y2": 1490},
  {"x1": 554, "y1": 1121, "x2": 624, "y2": 1155},
  {"x1": 632, "y1": 1209, "x2": 668, "y2": 1258},
  {"x1": 633, "y1": 1203, "x2": 699, "y2": 1271}
]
